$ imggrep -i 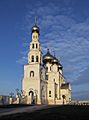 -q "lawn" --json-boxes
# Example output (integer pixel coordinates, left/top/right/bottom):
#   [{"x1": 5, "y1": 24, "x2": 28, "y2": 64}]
[{"x1": 0, "y1": 105, "x2": 89, "y2": 120}]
